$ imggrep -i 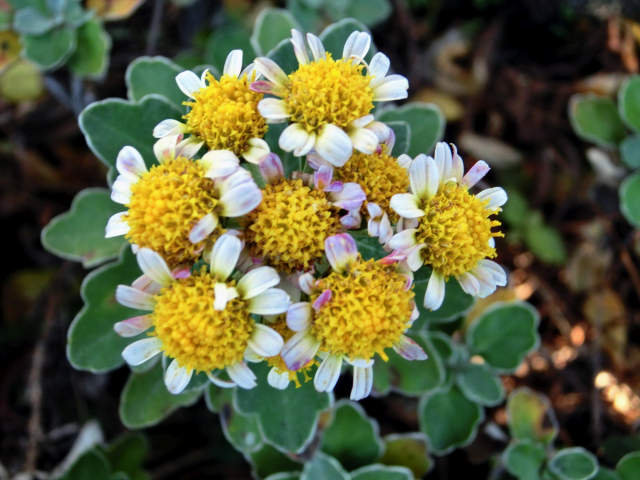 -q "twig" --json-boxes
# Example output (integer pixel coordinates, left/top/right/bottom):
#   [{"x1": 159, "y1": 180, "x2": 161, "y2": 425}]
[
  {"x1": 621, "y1": 248, "x2": 640, "y2": 299},
  {"x1": 43, "y1": 77, "x2": 74, "y2": 112},
  {"x1": 146, "y1": 0, "x2": 166, "y2": 56}
]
